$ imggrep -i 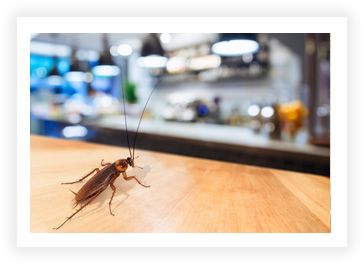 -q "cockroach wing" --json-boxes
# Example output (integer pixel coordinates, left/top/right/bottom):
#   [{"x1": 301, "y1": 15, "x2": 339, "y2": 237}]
[{"x1": 74, "y1": 164, "x2": 118, "y2": 205}]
